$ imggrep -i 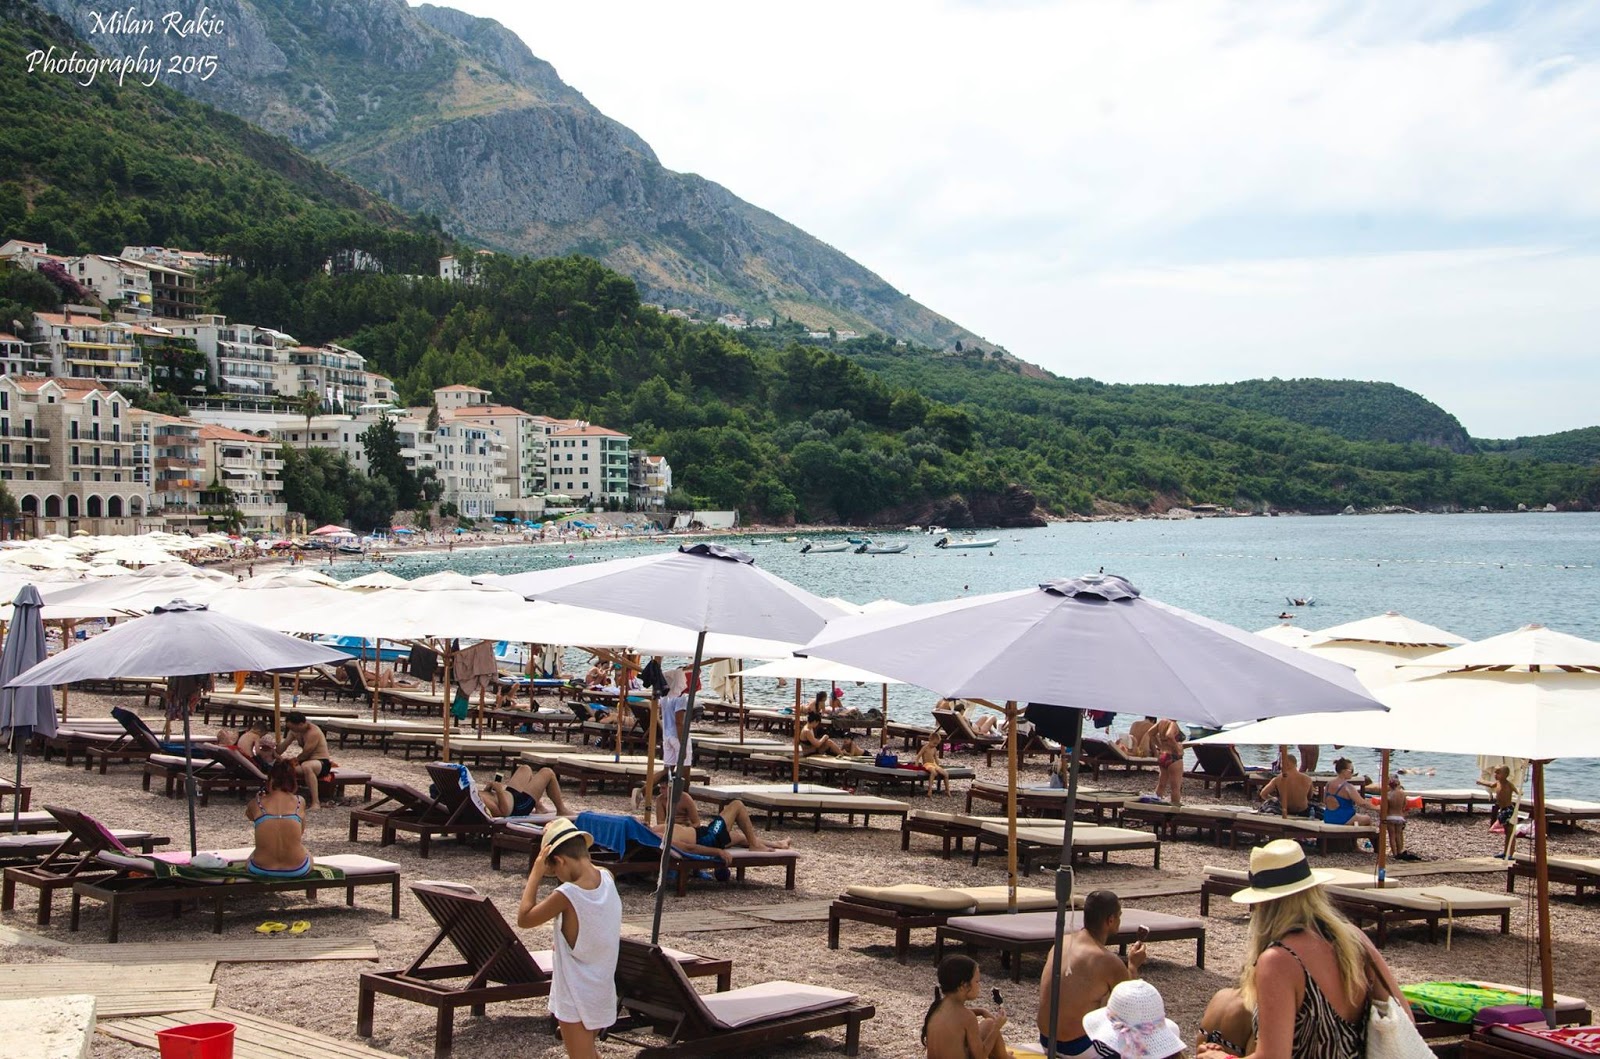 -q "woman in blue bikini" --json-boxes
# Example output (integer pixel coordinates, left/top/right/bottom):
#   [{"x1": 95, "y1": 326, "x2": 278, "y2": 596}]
[
  {"x1": 1321, "y1": 758, "x2": 1374, "y2": 828},
  {"x1": 246, "y1": 758, "x2": 313, "y2": 879}
]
